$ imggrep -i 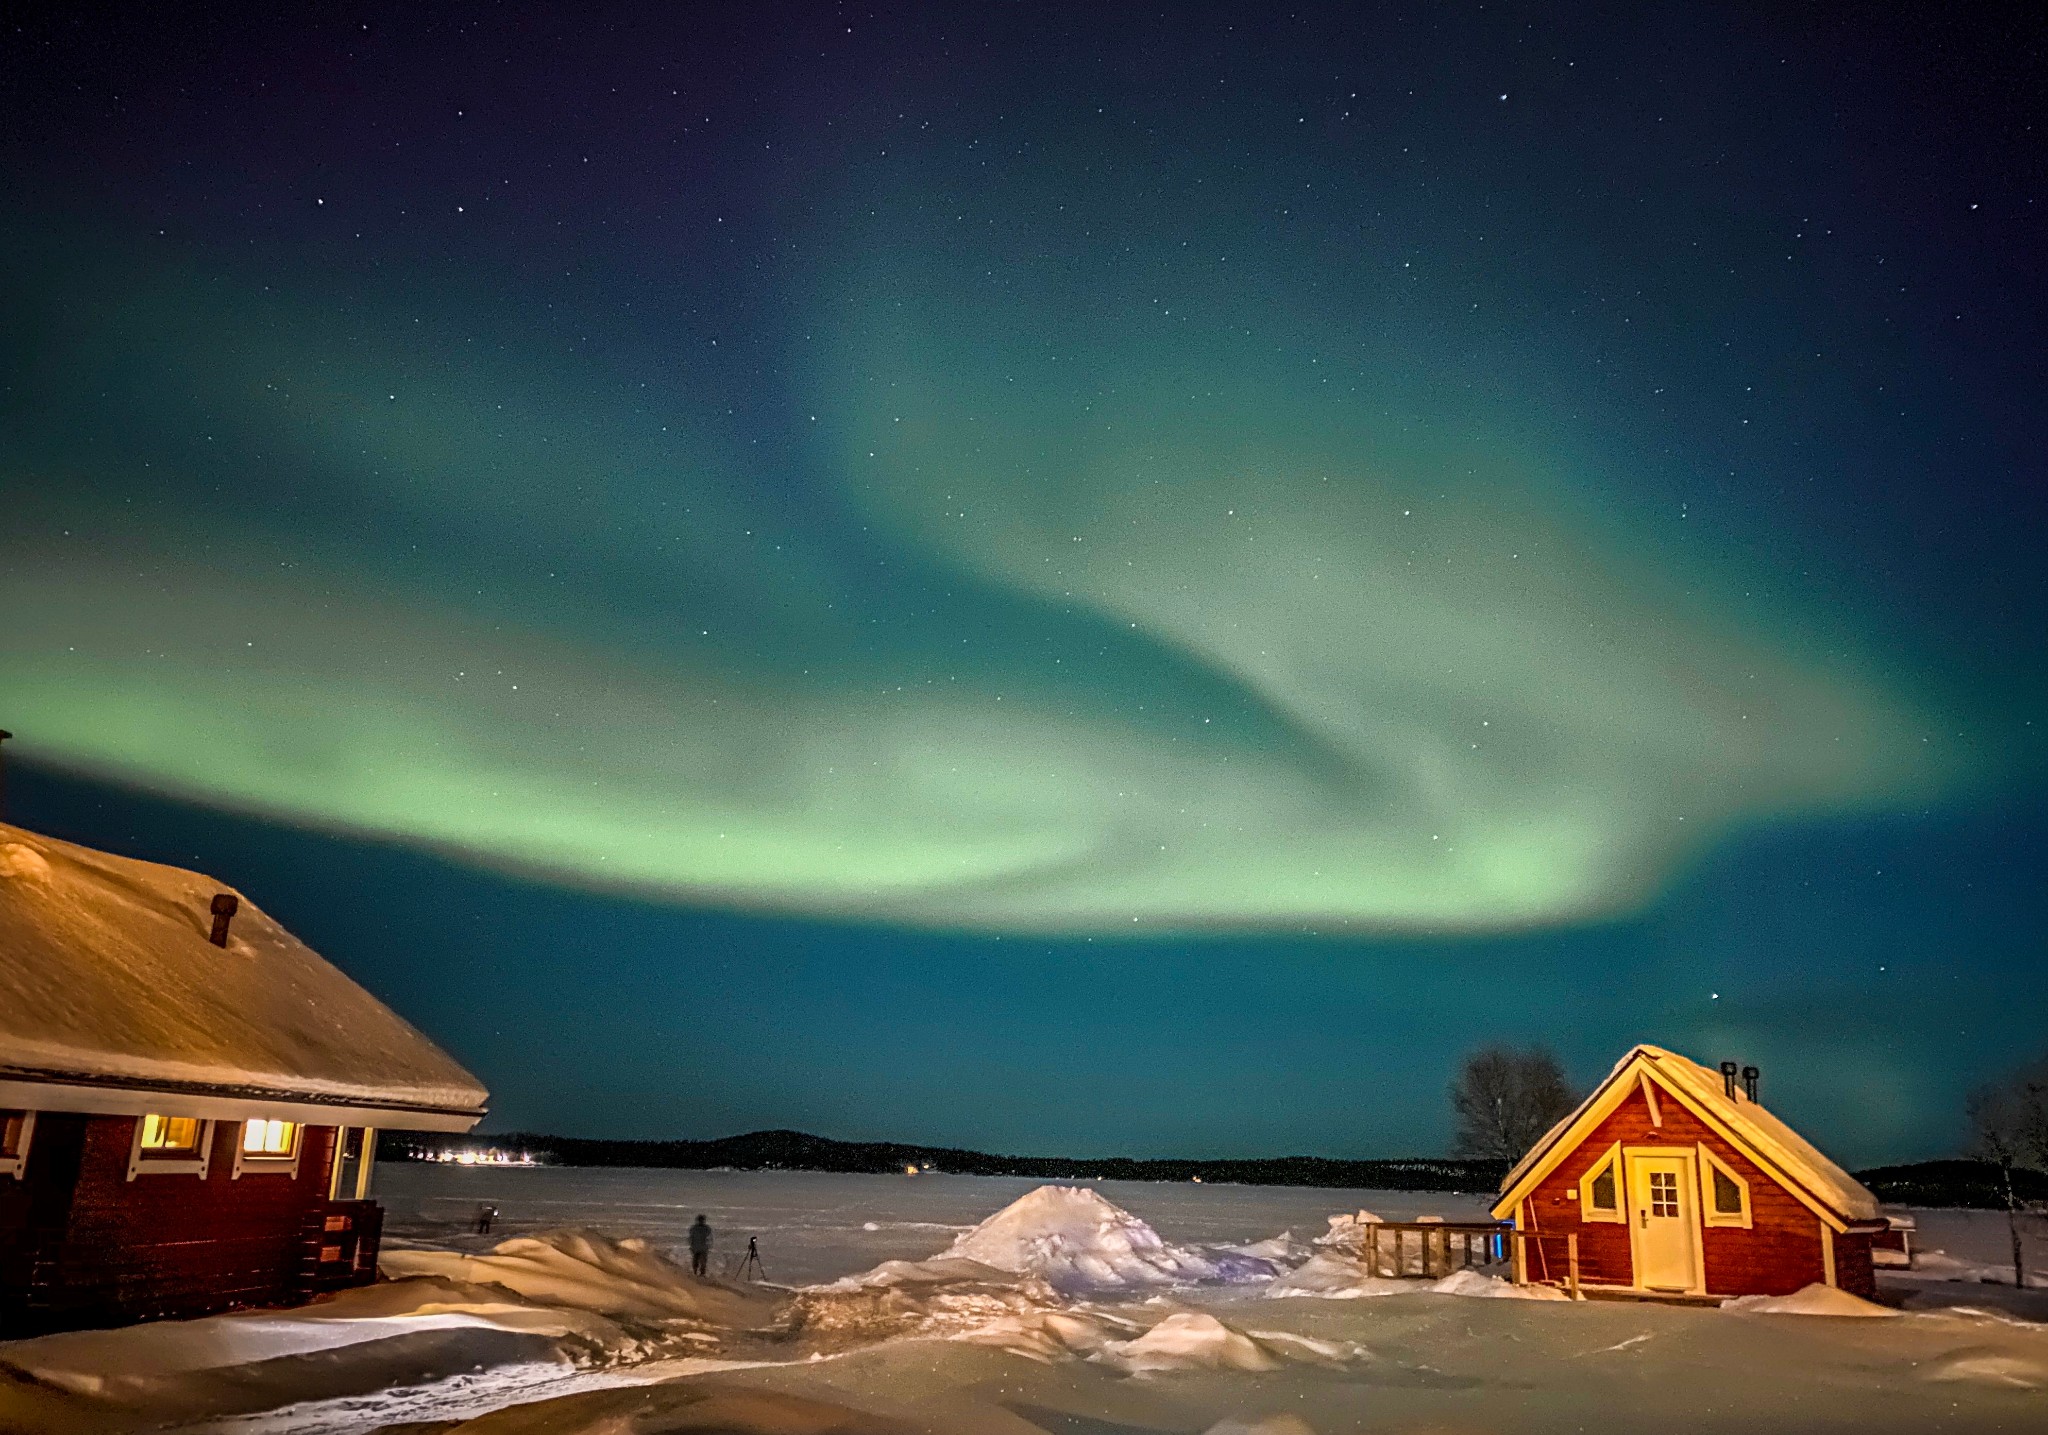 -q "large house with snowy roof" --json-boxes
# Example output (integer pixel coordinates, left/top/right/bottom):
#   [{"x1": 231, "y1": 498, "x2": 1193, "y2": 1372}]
[
  {"x1": 0, "y1": 822, "x2": 487, "y2": 1335},
  {"x1": 1493, "y1": 1044, "x2": 1888, "y2": 1301}
]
